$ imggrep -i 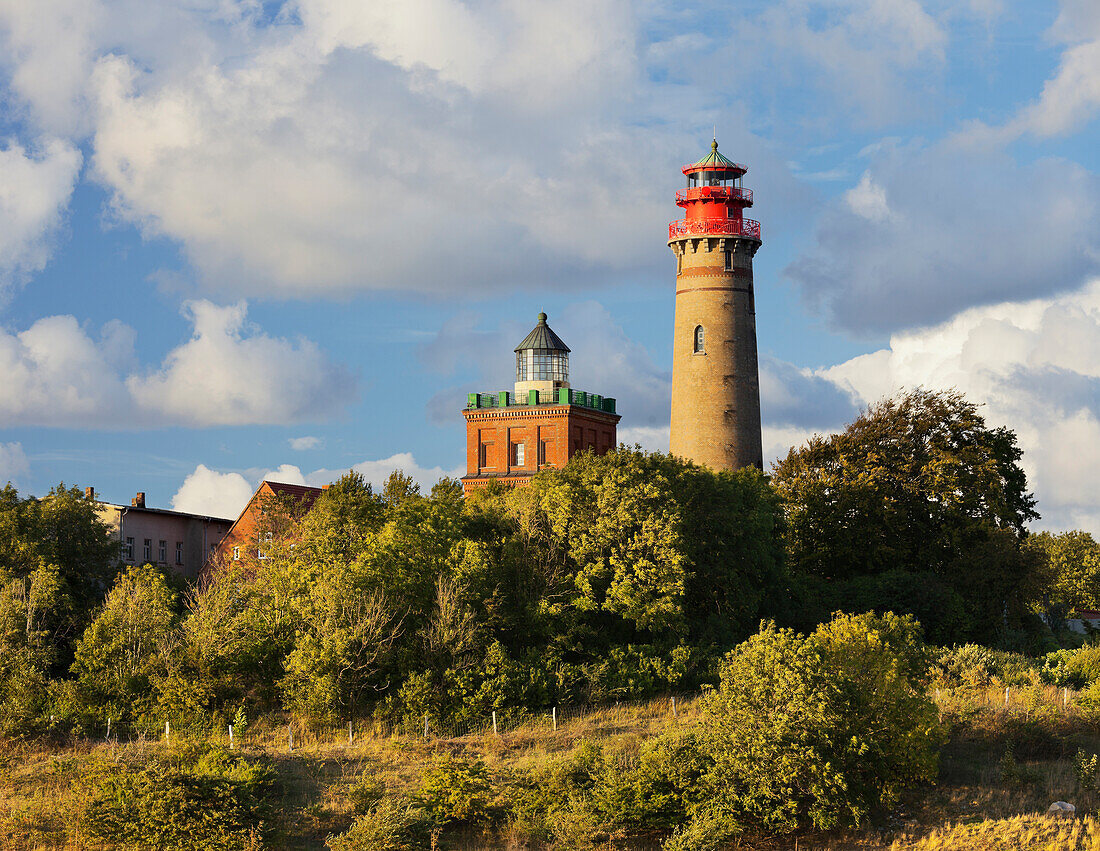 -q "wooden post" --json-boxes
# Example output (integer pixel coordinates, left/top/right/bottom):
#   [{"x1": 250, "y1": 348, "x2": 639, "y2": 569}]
[
  {"x1": 165, "y1": 720, "x2": 170, "y2": 743},
  {"x1": 348, "y1": 721, "x2": 353, "y2": 745},
  {"x1": 288, "y1": 726, "x2": 294, "y2": 752},
  {"x1": 1005, "y1": 687, "x2": 1010, "y2": 708},
  {"x1": 1065, "y1": 687, "x2": 1069, "y2": 709},
  {"x1": 552, "y1": 706, "x2": 557, "y2": 732},
  {"x1": 105, "y1": 717, "x2": 111, "y2": 742},
  {"x1": 229, "y1": 725, "x2": 234, "y2": 749},
  {"x1": 492, "y1": 710, "x2": 498, "y2": 735},
  {"x1": 424, "y1": 714, "x2": 429, "y2": 739},
  {"x1": 671, "y1": 696, "x2": 677, "y2": 717}
]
